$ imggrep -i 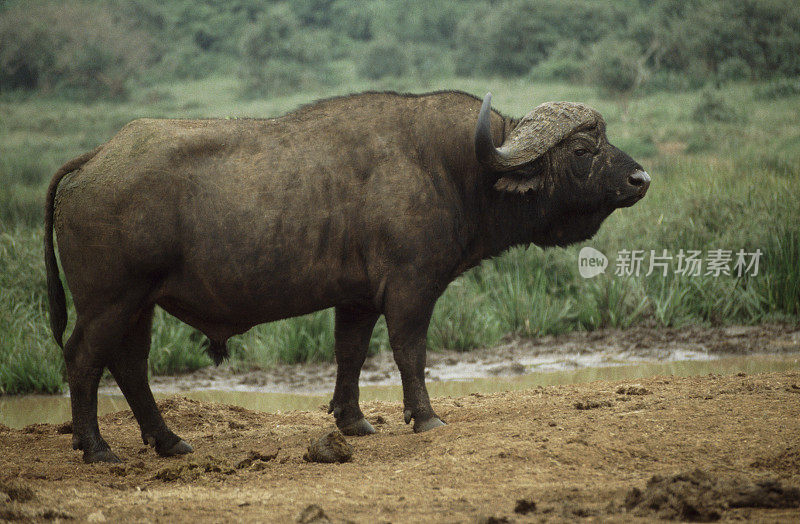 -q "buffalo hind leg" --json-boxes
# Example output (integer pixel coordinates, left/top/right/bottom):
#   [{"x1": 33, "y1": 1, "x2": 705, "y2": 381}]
[
  {"x1": 384, "y1": 297, "x2": 445, "y2": 433},
  {"x1": 64, "y1": 322, "x2": 120, "y2": 463},
  {"x1": 108, "y1": 308, "x2": 192, "y2": 457},
  {"x1": 328, "y1": 306, "x2": 379, "y2": 435}
]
